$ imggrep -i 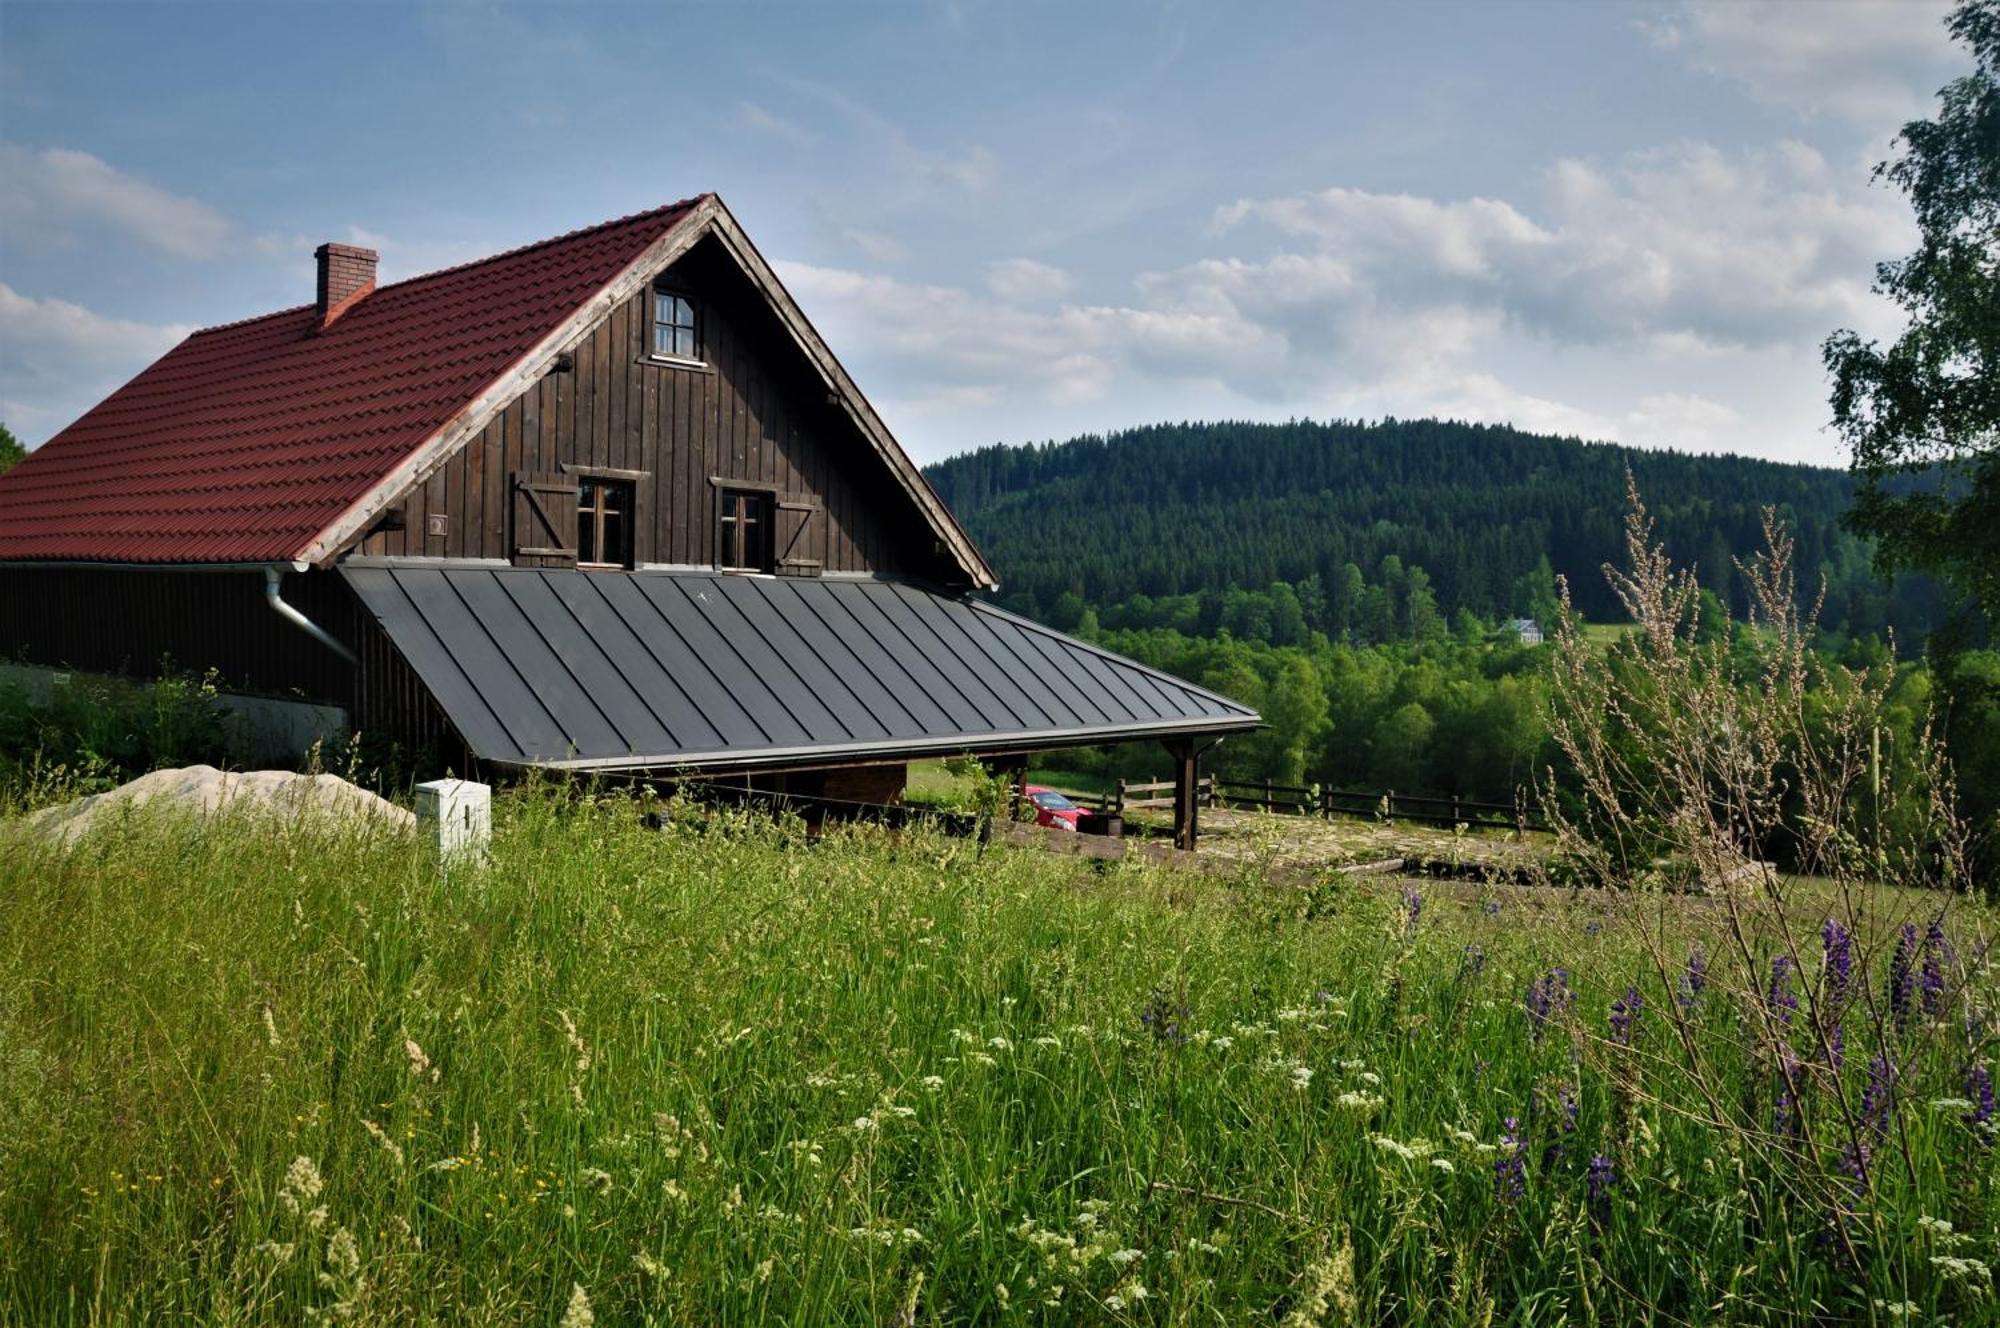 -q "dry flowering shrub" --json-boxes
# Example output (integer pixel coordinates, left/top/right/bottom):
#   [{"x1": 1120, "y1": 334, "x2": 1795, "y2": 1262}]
[{"x1": 1540, "y1": 478, "x2": 1988, "y2": 1267}]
